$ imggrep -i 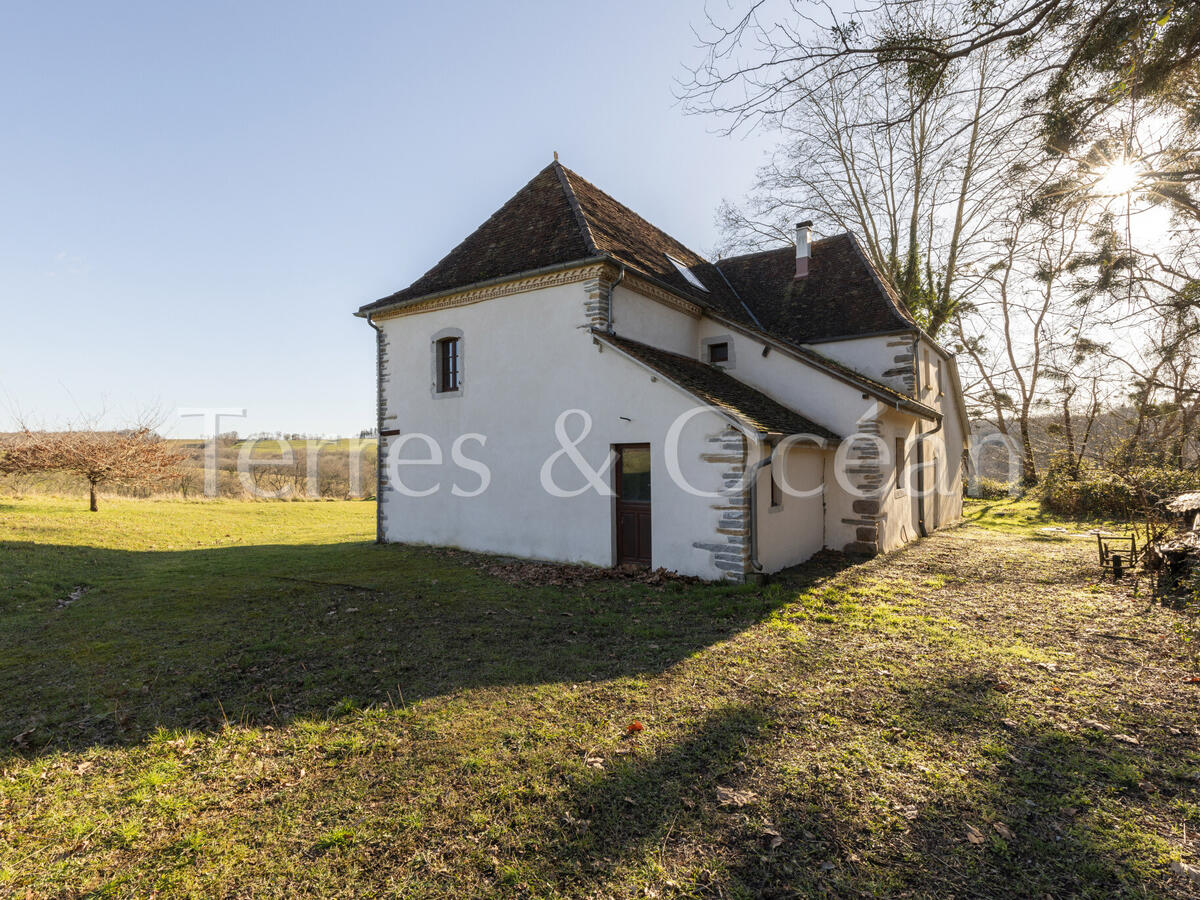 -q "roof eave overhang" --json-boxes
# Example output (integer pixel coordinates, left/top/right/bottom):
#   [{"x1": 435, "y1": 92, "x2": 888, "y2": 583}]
[
  {"x1": 592, "y1": 332, "x2": 841, "y2": 445},
  {"x1": 599, "y1": 262, "x2": 940, "y2": 423},
  {"x1": 354, "y1": 255, "x2": 611, "y2": 319},
  {"x1": 801, "y1": 327, "x2": 918, "y2": 345},
  {"x1": 703, "y1": 312, "x2": 941, "y2": 422}
]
